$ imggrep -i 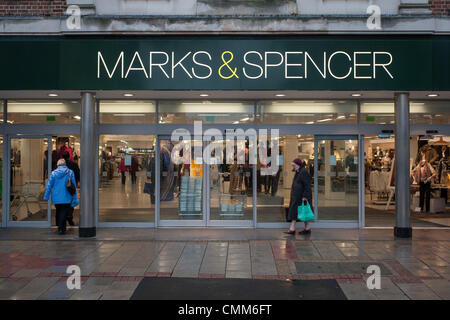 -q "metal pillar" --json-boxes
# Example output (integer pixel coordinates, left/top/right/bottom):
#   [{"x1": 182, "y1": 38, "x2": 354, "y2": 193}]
[
  {"x1": 394, "y1": 92, "x2": 412, "y2": 238},
  {"x1": 79, "y1": 92, "x2": 96, "y2": 237}
]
